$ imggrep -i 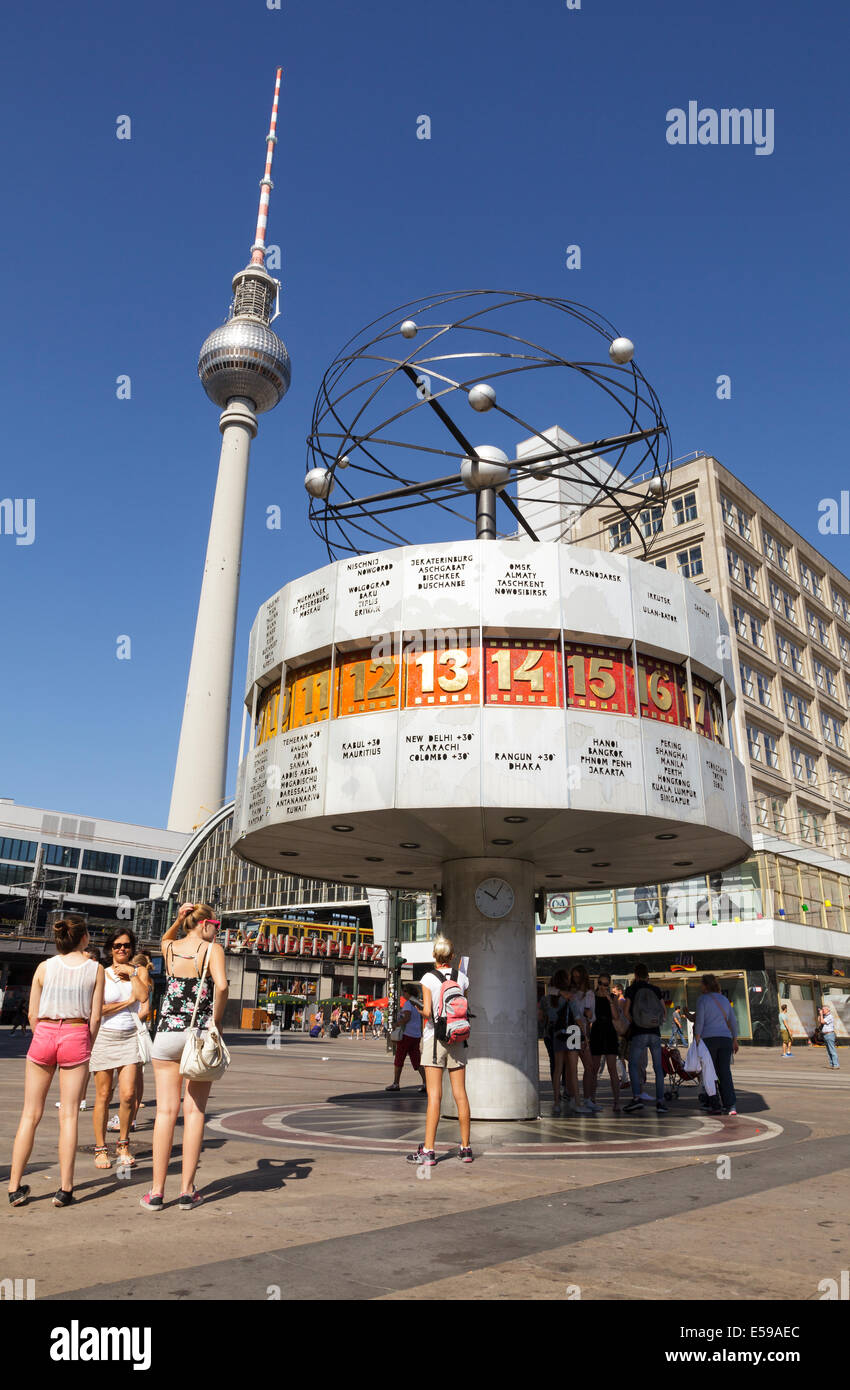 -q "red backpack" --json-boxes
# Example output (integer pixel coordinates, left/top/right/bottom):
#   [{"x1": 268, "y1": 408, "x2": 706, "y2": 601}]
[{"x1": 430, "y1": 967, "x2": 470, "y2": 1061}]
